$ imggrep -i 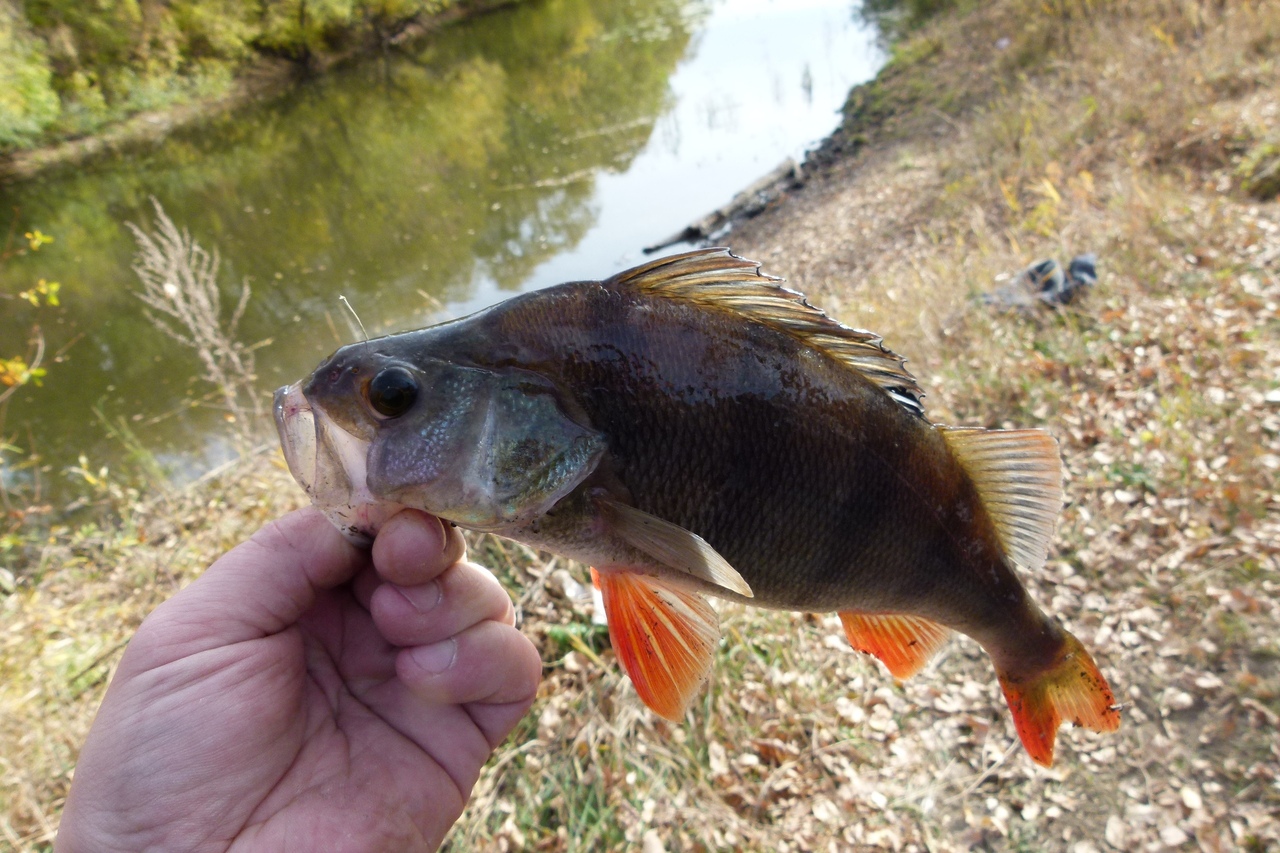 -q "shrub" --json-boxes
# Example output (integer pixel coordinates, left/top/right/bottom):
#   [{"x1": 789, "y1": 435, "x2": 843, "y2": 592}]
[{"x1": 0, "y1": 5, "x2": 60, "y2": 148}]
